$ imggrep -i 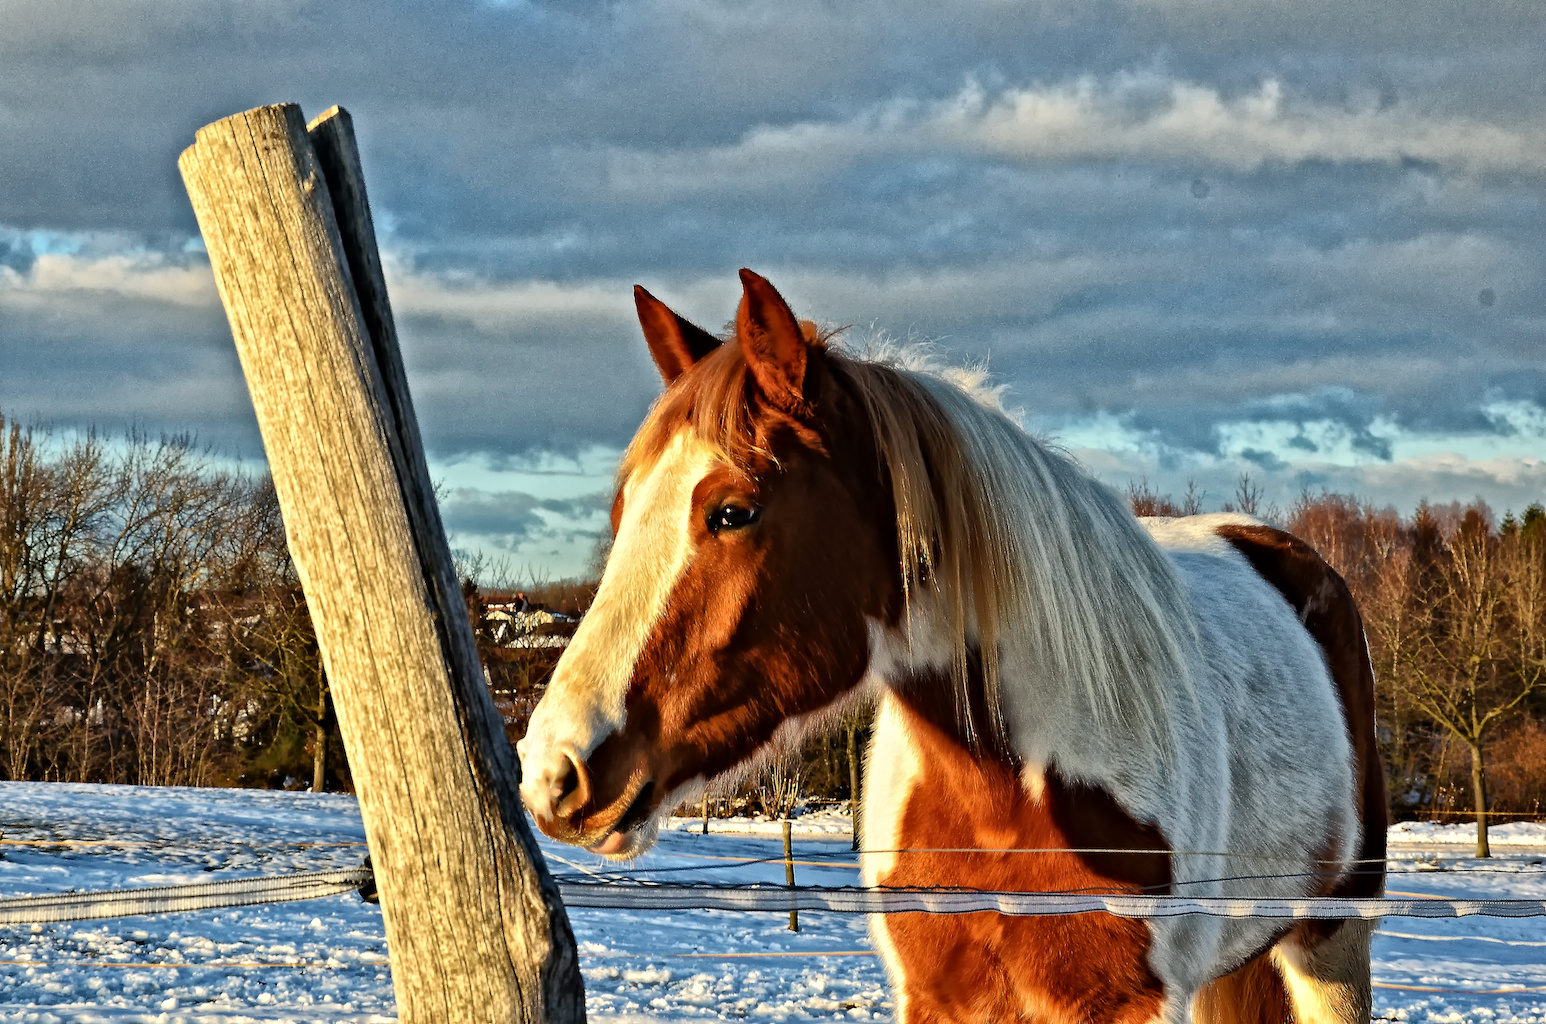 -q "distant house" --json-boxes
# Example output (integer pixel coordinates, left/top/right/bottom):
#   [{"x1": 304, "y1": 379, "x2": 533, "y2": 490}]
[{"x1": 484, "y1": 605, "x2": 575, "y2": 649}]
